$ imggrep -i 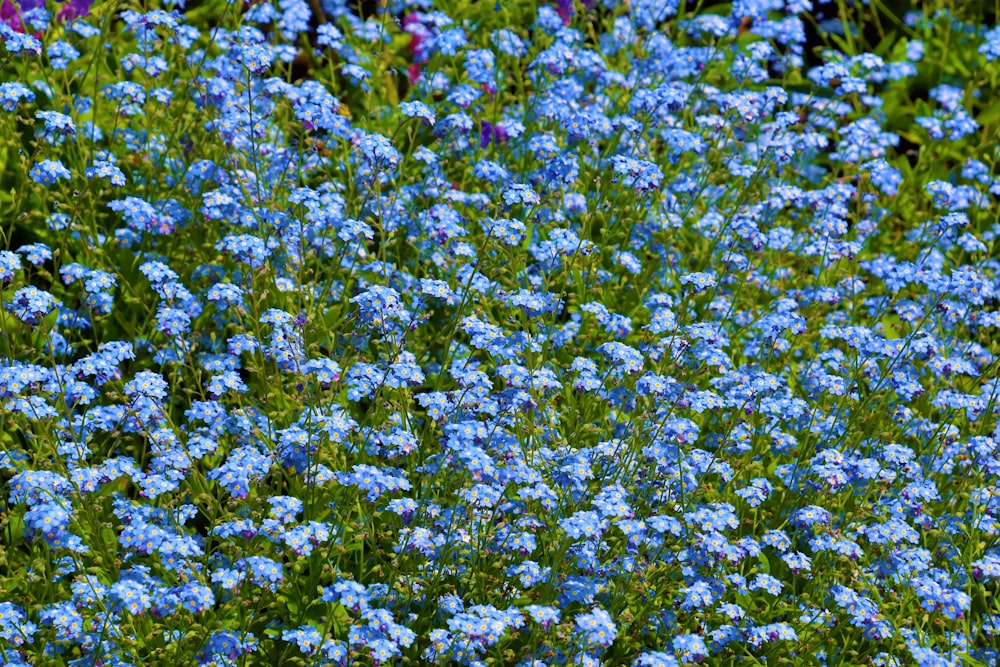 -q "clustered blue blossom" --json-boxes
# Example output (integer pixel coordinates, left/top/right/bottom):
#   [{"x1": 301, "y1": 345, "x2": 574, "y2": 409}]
[{"x1": 0, "y1": 0, "x2": 998, "y2": 666}]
